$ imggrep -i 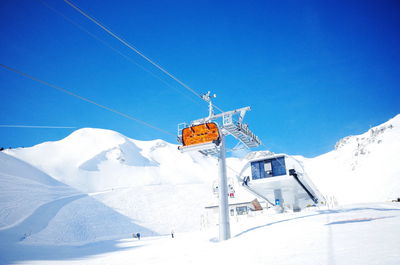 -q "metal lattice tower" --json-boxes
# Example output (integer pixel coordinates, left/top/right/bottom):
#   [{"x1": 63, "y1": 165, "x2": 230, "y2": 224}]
[{"x1": 177, "y1": 92, "x2": 261, "y2": 241}]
